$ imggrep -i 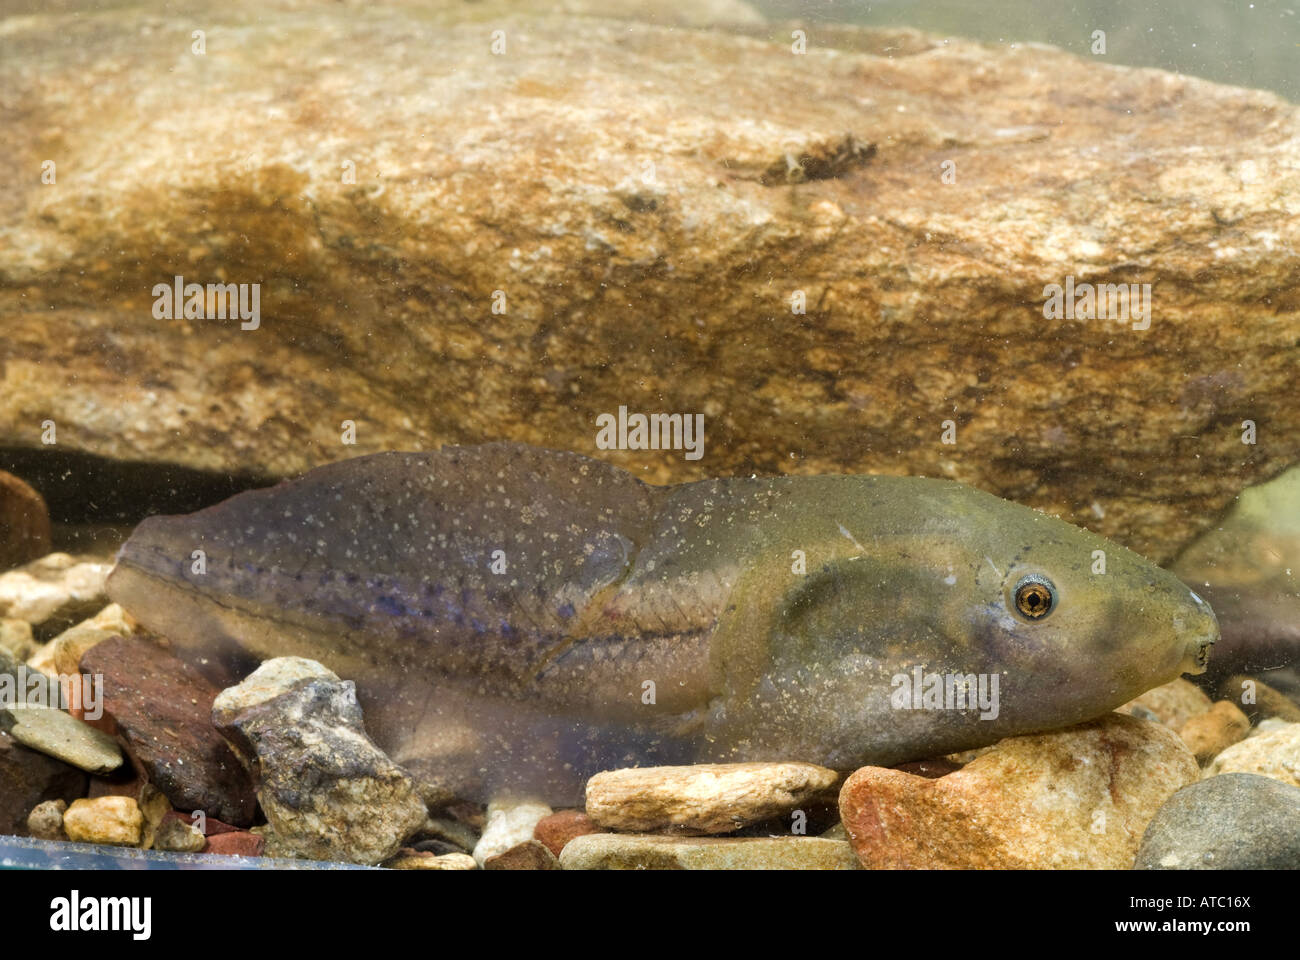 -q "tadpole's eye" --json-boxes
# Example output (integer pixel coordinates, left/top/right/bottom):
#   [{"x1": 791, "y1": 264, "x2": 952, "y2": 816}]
[{"x1": 1013, "y1": 575, "x2": 1056, "y2": 620}]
